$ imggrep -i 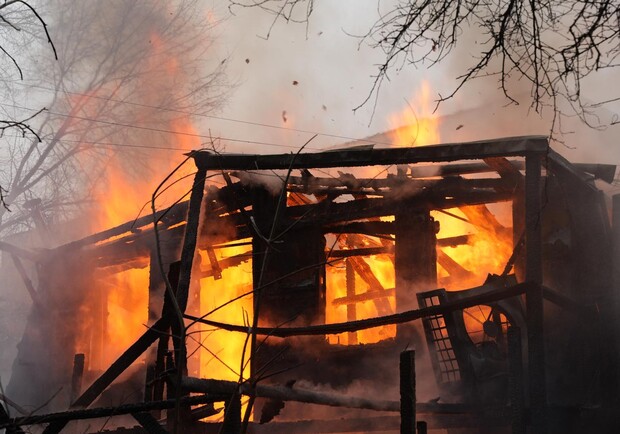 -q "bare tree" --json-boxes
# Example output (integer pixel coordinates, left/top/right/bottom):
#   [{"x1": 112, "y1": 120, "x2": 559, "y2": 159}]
[
  {"x1": 230, "y1": 0, "x2": 620, "y2": 128},
  {"x1": 0, "y1": 0, "x2": 57, "y2": 211},
  {"x1": 0, "y1": 0, "x2": 228, "y2": 239}
]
